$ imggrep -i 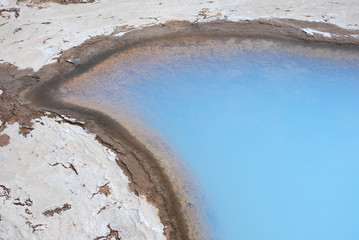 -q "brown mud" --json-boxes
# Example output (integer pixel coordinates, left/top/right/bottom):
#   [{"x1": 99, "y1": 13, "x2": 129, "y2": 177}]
[{"x1": 1, "y1": 20, "x2": 359, "y2": 240}]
